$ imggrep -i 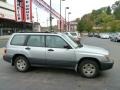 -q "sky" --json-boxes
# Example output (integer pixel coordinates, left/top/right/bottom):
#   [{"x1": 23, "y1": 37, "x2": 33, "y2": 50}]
[{"x1": 7, "y1": 0, "x2": 116, "y2": 26}]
